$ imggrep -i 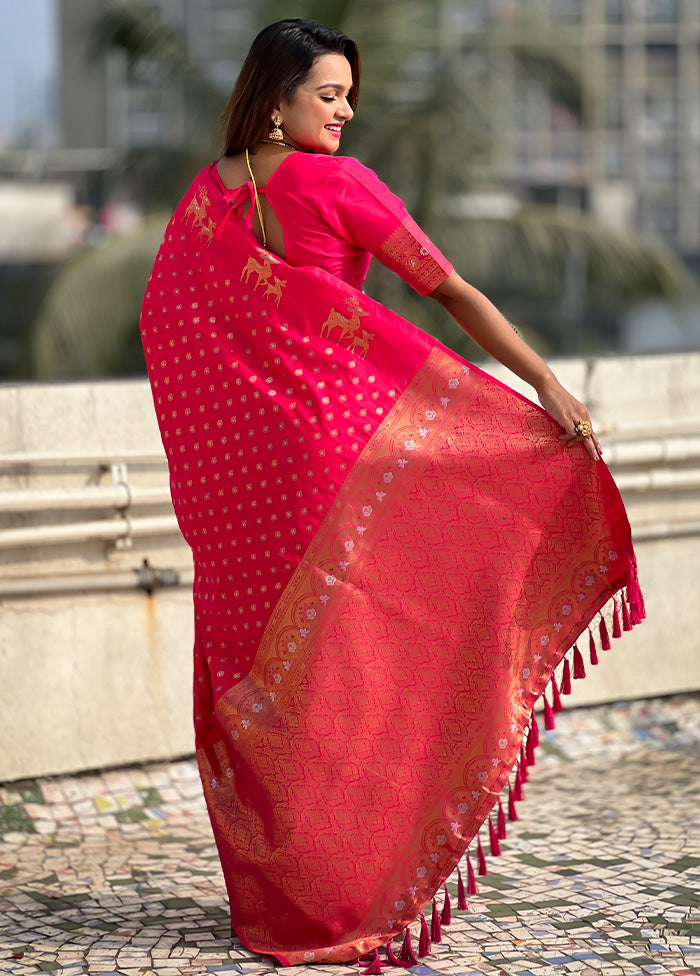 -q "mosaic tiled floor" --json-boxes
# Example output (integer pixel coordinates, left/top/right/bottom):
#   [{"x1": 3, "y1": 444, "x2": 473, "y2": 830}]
[{"x1": 1, "y1": 695, "x2": 699, "y2": 976}]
